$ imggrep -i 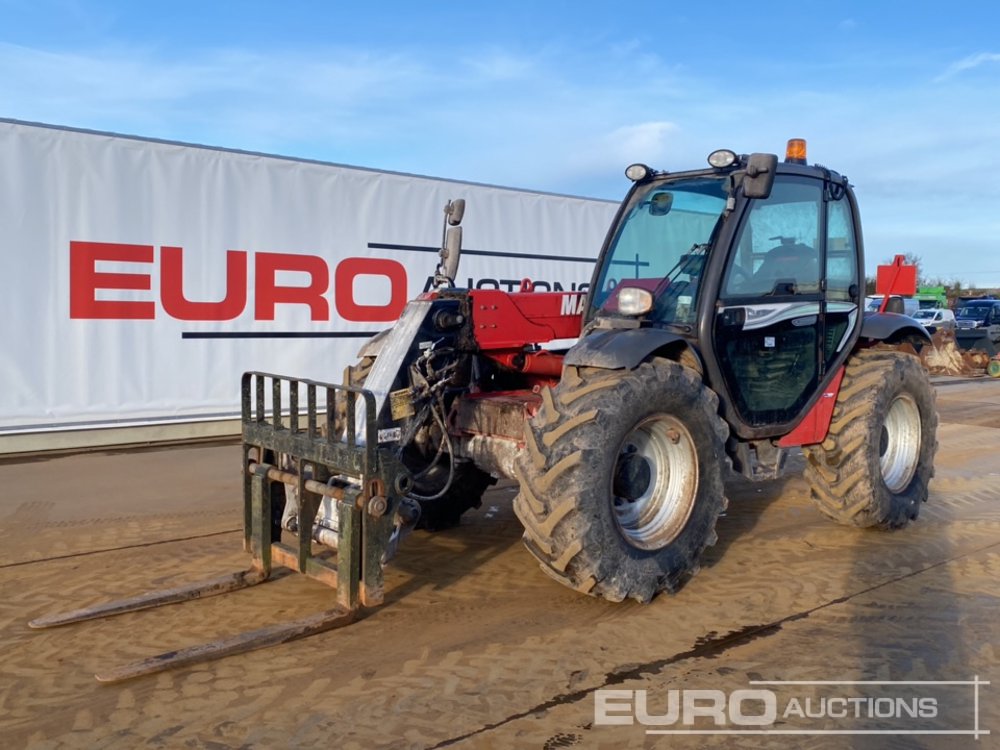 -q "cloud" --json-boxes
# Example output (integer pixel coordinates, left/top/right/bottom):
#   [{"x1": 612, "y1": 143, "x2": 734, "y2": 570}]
[
  {"x1": 3, "y1": 36, "x2": 1000, "y2": 284},
  {"x1": 513, "y1": 121, "x2": 680, "y2": 192},
  {"x1": 602, "y1": 121, "x2": 678, "y2": 165},
  {"x1": 934, "y1": 52, "x2": 1000, "y2": 82},
  {"x1": 461, "y1": 49, "x2": 536, "y2": 81},
  {"x1": 0, "y1": 41, "x2": 437, "y2": 147}
]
